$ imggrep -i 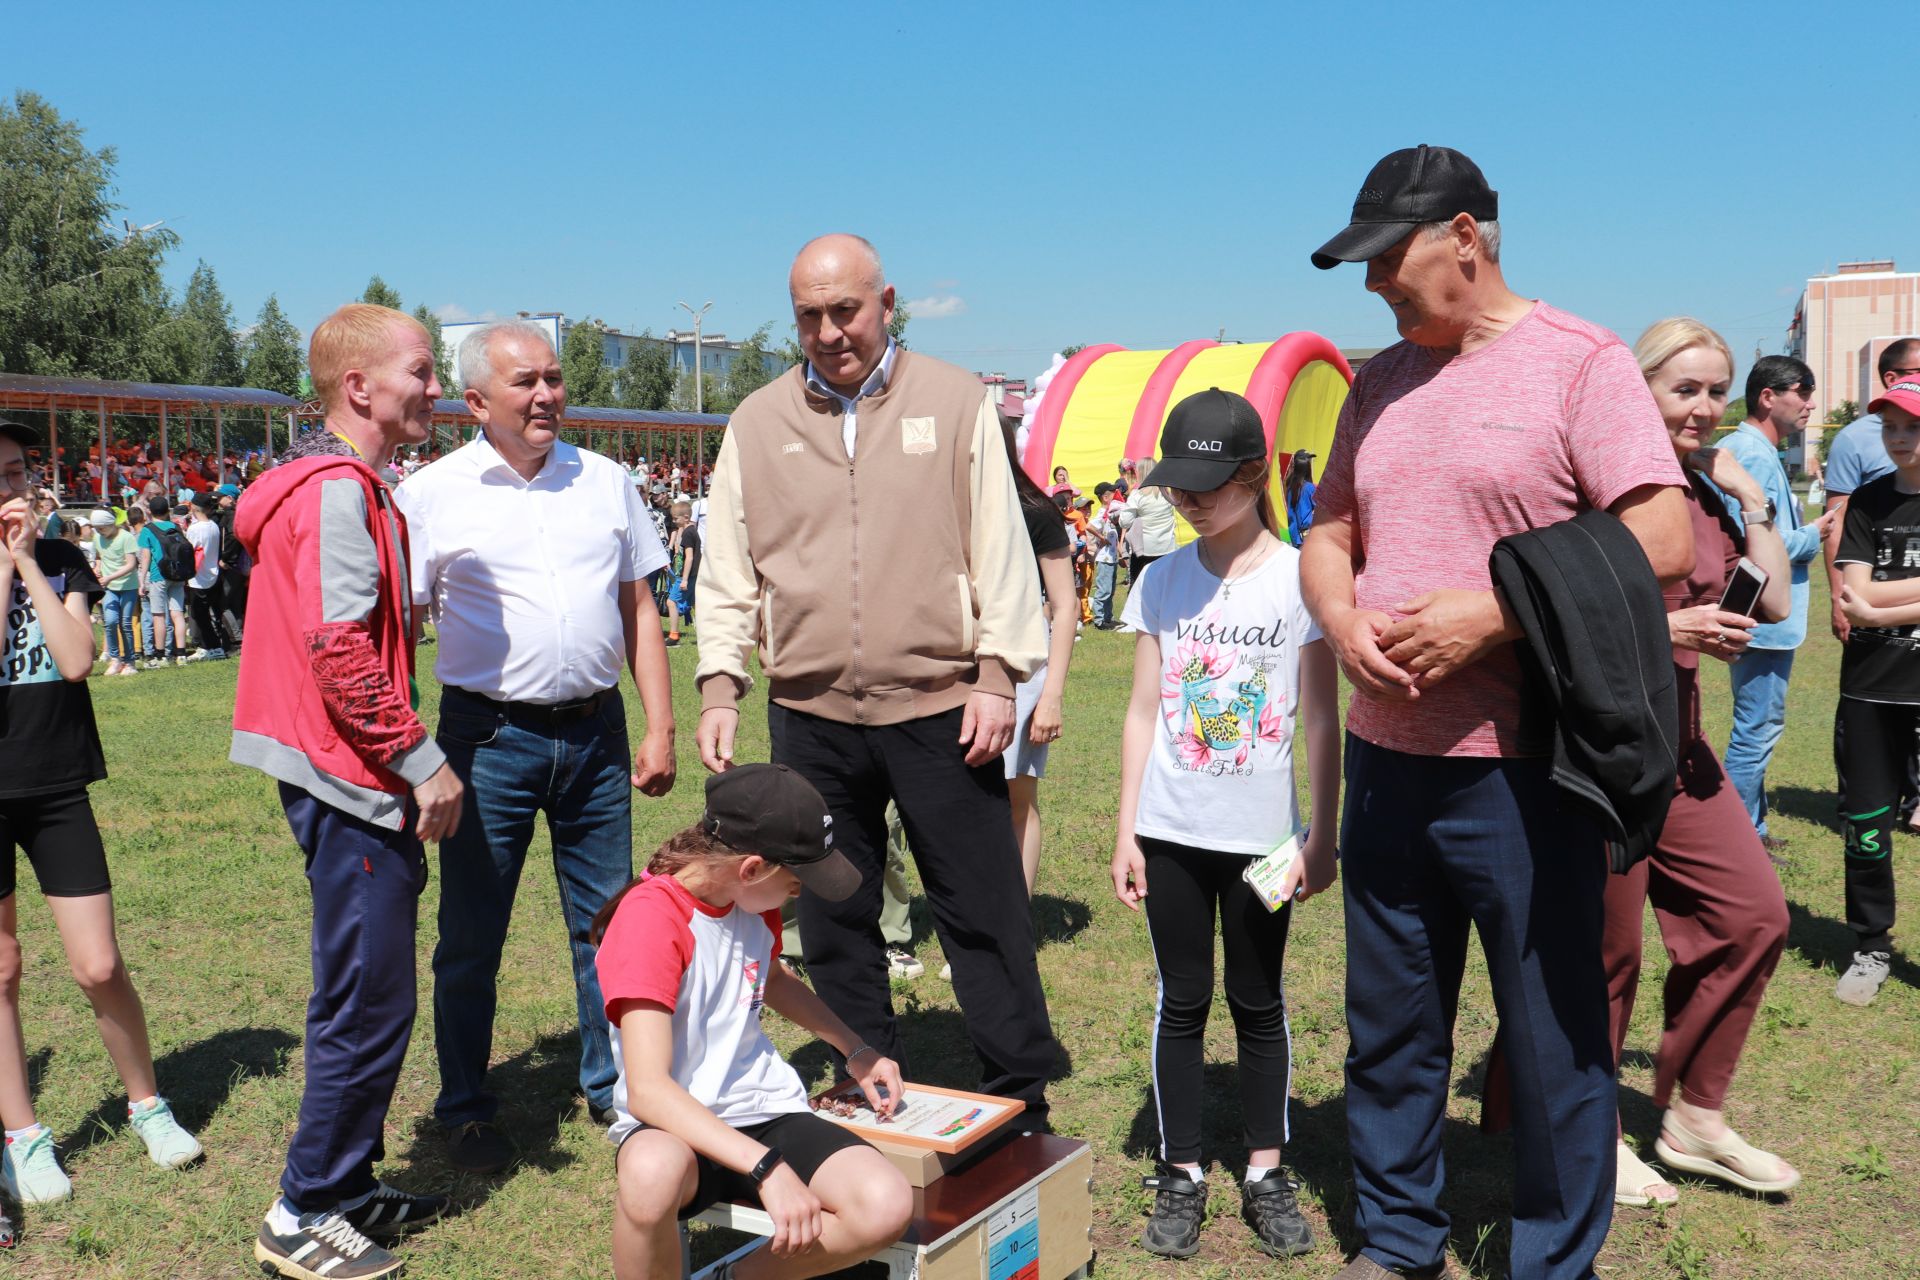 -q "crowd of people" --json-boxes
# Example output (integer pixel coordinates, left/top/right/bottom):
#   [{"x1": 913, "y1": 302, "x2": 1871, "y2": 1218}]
[{"x1": 0, "y1": 146, "x2": 1912, "y2": 1280}]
